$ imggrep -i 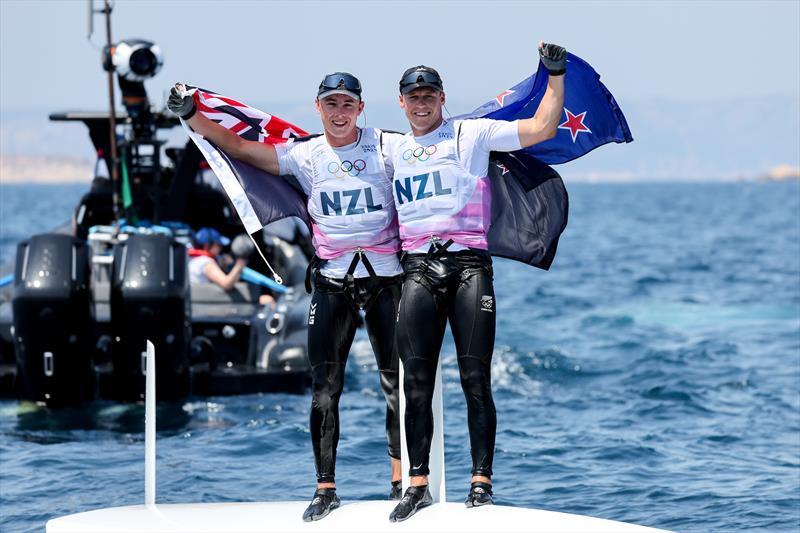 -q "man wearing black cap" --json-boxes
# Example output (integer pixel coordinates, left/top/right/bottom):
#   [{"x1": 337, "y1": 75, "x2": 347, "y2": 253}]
[
  {"x1": 169, "y1": 74, "x2": 404, "y2": 521},
  {"x1": 386, "y1": 43, "x2": 567, "y2": 522}
]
